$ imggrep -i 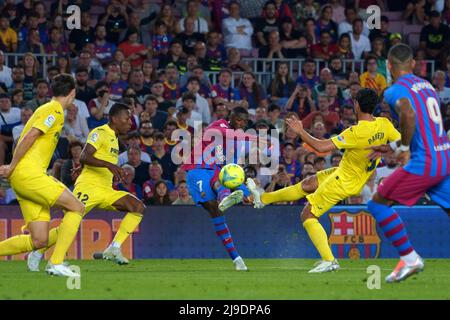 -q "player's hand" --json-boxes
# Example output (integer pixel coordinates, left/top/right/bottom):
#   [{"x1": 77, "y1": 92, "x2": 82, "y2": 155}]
[
  {"x1": 396, "y1": 150, "x2": 410, "y2": 167},
  {"x1": 107, "y1": 164, "x2": 127, "y2": 183},
  {"x1": 366, "y1": 144, "x2": 393, "y2": 160},
  {"x1": 285, "y1": 116, "x2": 304, "y2": 135},
  {"x1": 0, "y1": 165, "x2": 12, "y2": 179}
]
